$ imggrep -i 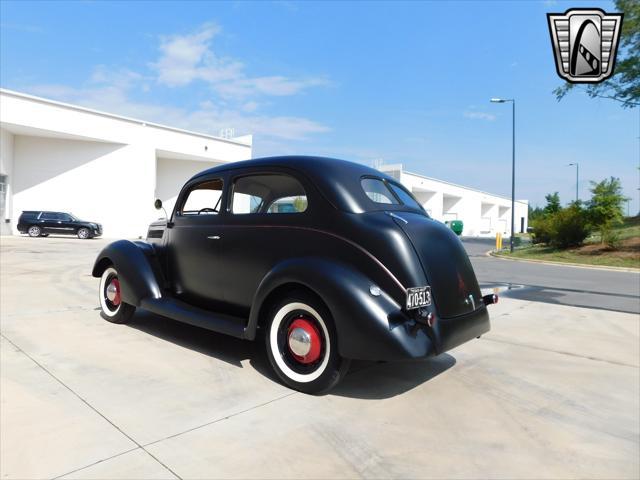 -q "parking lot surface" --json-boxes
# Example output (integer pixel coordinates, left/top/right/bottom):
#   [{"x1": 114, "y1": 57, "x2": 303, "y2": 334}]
[{"x1": 1, "y1": 236, "x2": 639, "y2": 479}]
